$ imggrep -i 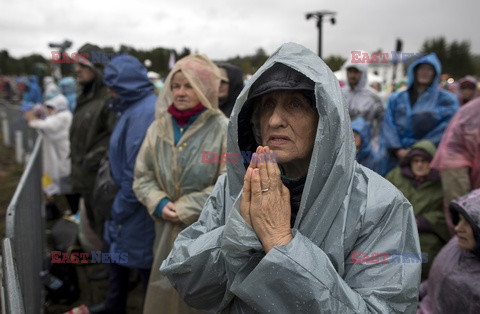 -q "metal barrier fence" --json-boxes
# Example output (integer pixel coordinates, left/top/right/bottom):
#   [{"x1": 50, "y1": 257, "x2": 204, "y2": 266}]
[
  {"x1": 1, "y1": 136, "x2": 44, "y2": 313},
  {"x1": 0, "y1": 100, "x2": 38, "y2": 163}
]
